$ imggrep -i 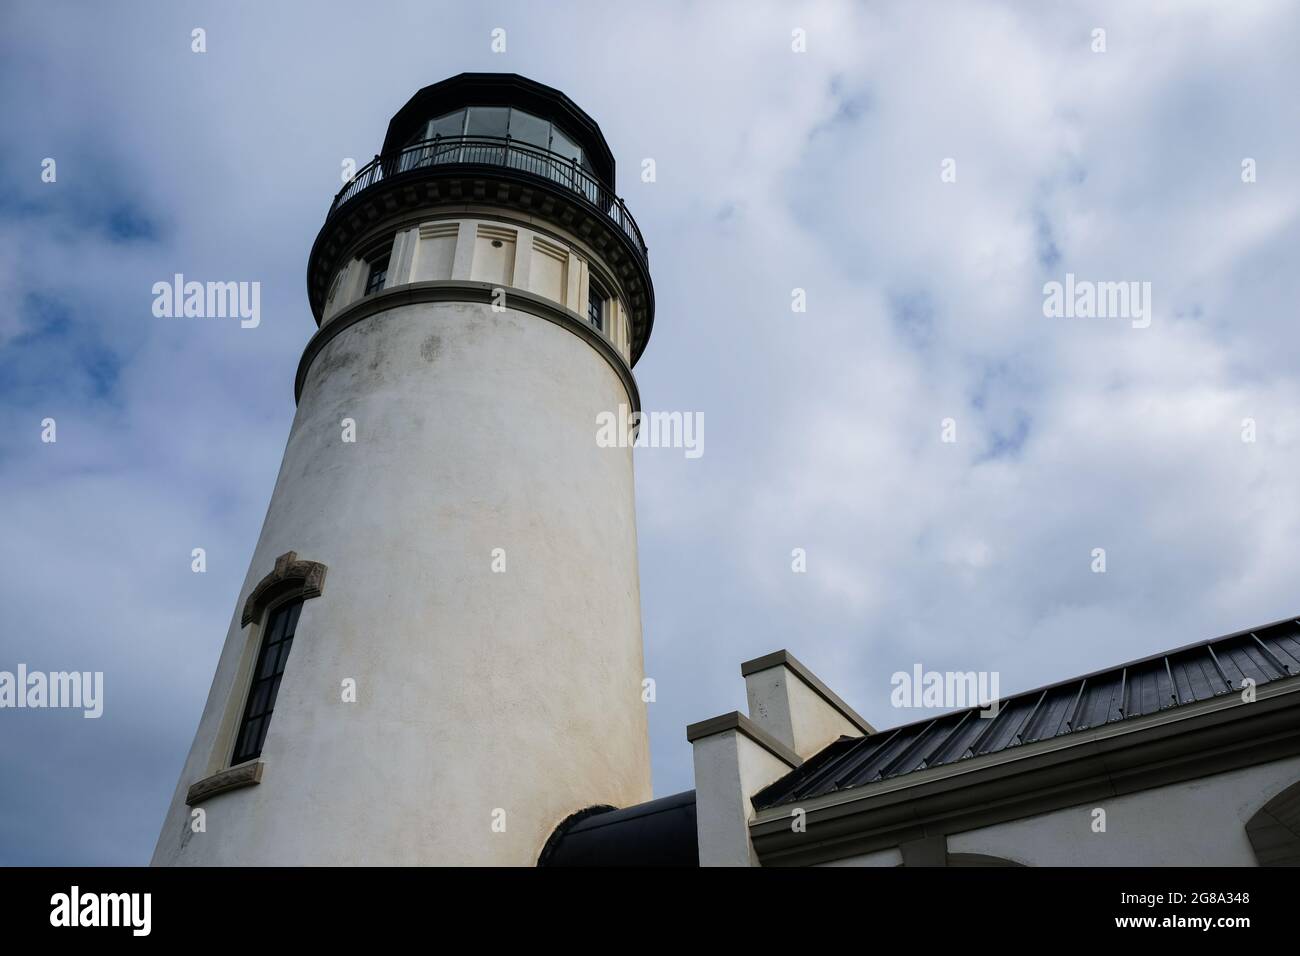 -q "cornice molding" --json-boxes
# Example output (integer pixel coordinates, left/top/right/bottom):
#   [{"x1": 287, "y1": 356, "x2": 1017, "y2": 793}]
[
  {"x1": 294, "y1": 281, "x2": 642, "y2": 413},
  {"x1": 306, "y1": 168, "x2": 654, "y2": 362}
]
